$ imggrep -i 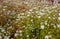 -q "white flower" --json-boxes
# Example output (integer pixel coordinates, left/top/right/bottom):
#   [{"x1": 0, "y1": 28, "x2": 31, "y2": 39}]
[
  {"x1": 19, "y1": 30, "x2": 22, "y2": 33},
  {"x1": 32, "y1": 12, "x2": 34, "y2": 13},
  {"x1": 45, "y1": 35, "x2": 49, "y2": 39},
  {"x1": 21, "y1": 13, "x2": 24, "y2": 15},
  {"x1": 40, "y1": 25, "x2": 44, "y2": 29},
  {"x1": 7, "y1": 10, "x2": 11, "y2": 14},
  {"x1": 20, "y1": 38, "x2": 23, "y2": 39},
  {"x1": 9, "y1": 26, "x2": 12, "y2": 29},
  {"x1": 1, "y1": 29, "x2": 5, "y2": 32},
  {"x1": 36, "y1": 11, "x2": 39, "y2": 13},
  {"x1": 31, "y1": 19, "x2": 33, "y2": 22},
  {"x1": 16, "y1": 30, "x2": 19, "y2": 33},
  {"x1": 29, "y1": 9, "x2": 33, "y2": 12},
  {"x1": 27, "y1": 14, "x2": 30, "y2": 16},
  {"x1": 3, "y1": 6, "x2": 7, "y2": 8},
  {"x1": 55, "y1": 10, "x2": 57, "y2": 12},
  {"x1": 20, "y1": 34, "x2": 22, "y2": 36},
  {"x1": 58, "y1": 17, "x2": 60, "y2": 20},
  {"x1": 0, "y1": 36, "x2": 2, "y2": 39},
  {"x1": 27, "y1": 35, "x2": 29, "y2": 37},
  {"x1": 45, "y1": 21, "x2": 47, "y2": 25},
  {"x1": 46, "y1": 9, "x2": 51, "y2": 13},
  {"x1": 53, "y1": 26, "x2": 56, "y2": 28},
  {"x1": 17, "y1": 14, "x2": 20, "y2": 18},
  {"x1": 23, "y1": 25, "x2": 25, "y2": 28},
  {"x1": 59, "y1": 13, "x2": 60, "y2": 16},
  {"x1": 25, "y1": 2, "x2": 28, "y2": 4},
  {"x1": 33, "y1": 7, "x2": 37, "y2": 9},
  {"x1": 38, "y1": 16, "x2": 41, "y2": 18},
  {"x1": 40, "y1": 12, "x2": 45, "y2": 16},
  {"x1": 48, "y1": 17, "x2": 51, "y2": 19},
  {"x1": 28, "y1": 11, "x2": 31, "y2": 14},
  {"x1": 15, "y1": 33, "x2": 19, "y2": 36},
  {"x1": 4, "y1": 36, "x2": 9, "y2": 39},
  {"x1": 53, "y1": 17, "x2": 55, "y2": 19},
  {"x1": 41, "y1": 9, "x2": 44, "y2": 12},
  {"x1": 52, "y1": 6, "x2": 57, "y2": 9},
  {"x1": 3, "y1": 9, "x2": 6, "y2": 11},
  {"x1": 45, "y1": 7, "x2": 48, "y2": 9},
  {"x1": 32, "y1": 35, "x2": 35, "y2": 37},
  {"x1": 57, "y1": 24, "x2": 60, "y2": 28},
  {"x1": 16, "y1": 19, "x2": 19, "y2": 21}
]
